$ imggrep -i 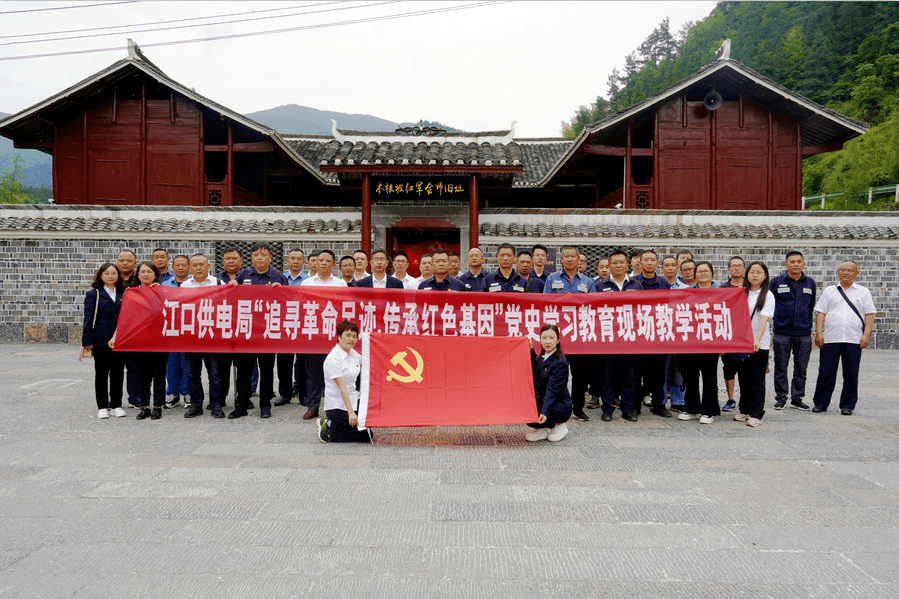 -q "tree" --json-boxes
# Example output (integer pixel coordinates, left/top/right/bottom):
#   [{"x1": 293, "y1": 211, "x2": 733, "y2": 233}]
[{"x1": 0, "y1": 154, "x2": 38, "y2": 204}]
